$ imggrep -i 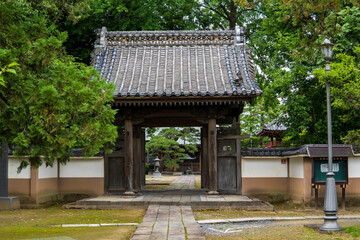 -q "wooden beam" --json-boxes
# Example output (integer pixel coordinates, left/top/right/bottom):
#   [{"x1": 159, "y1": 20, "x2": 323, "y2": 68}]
[
  {"x1": 124, "y1": 119, "x2": 135, "y2": 194},
  {"x1": 217, "y1": 134, "x2": 250, "y2": 140},
  {"x1": 113, "y1": 95, "x2": 256, "y2": 106},
  {"x1": 208, "y1": 118, "x2": 218, "y2": 194}
]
